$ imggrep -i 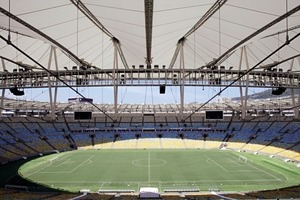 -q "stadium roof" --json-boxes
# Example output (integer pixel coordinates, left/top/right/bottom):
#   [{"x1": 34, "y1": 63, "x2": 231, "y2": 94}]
[
  {"x1": 1, "y1": 0, "x2": 300, "y2": 72},
  {"x1": 1, "y1": 1, "x2": 300, "y2": 116}
]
